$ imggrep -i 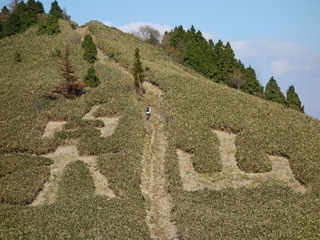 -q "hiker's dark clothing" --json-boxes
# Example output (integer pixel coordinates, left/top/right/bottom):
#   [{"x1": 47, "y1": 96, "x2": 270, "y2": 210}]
[{"x1": 146, "y1": 106, "x2": 151, "y2": 120}]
